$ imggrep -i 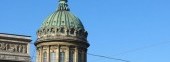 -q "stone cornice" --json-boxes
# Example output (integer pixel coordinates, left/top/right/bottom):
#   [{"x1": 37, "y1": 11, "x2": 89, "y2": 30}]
[{"x1": 0, "y1": 33, "x2": 31, "y2": 42}]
